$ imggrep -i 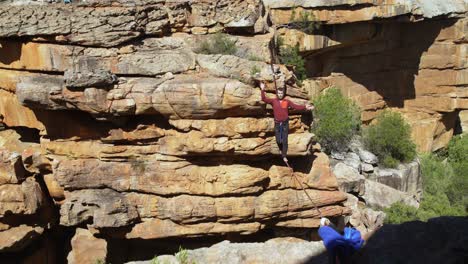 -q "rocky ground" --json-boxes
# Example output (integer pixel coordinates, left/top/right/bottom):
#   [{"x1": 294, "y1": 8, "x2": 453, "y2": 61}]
[{"x1": 0, "y1": 0, "x2": 466, "y2": 263}]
